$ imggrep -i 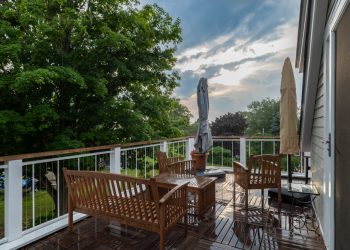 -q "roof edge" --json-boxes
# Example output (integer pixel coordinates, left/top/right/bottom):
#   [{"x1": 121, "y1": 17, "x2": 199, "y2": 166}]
[
  {"x1": 298, "y1": 0, "x2": 328, "y2": 151},
  {"x1": 296, "y1": 0, "x2": 309, "y2": 72}
]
